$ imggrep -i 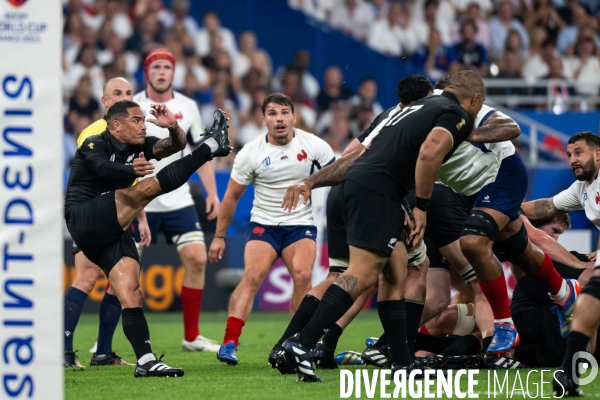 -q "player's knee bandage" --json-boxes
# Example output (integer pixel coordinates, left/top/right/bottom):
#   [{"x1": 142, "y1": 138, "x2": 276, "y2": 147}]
[
  {"x1": 581, "y1": 276, "x2": 600, "y2": 302},
  {"x1": 329, "y1": 258, "x2": 349, "y2": 273},
  {"x1": 493, "y1": 223, "x2": 528, "y2": 261},
  {"x1": 461, "y1": 210, "x2": 500, "y2": 241},
  {"x1": 173, "y1": 231, "x2": 205, "y2": 251},
  {"x1": 452, "y1": 303, "x2": 475, "y2": 336},
  {"x1": 408, "y1": 242, "x2": 427, "y2": 267}
]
